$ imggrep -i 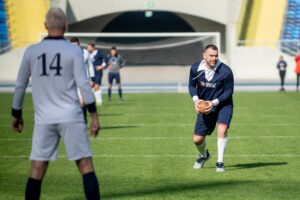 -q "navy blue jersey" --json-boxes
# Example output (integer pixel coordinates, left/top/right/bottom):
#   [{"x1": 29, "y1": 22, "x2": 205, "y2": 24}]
[
  {"x1": 189, "y1": 60, "x2": 234, "y2": 106},
  {"x1": 91, "y1": 50, "x2": 105, "y2": 71}
]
